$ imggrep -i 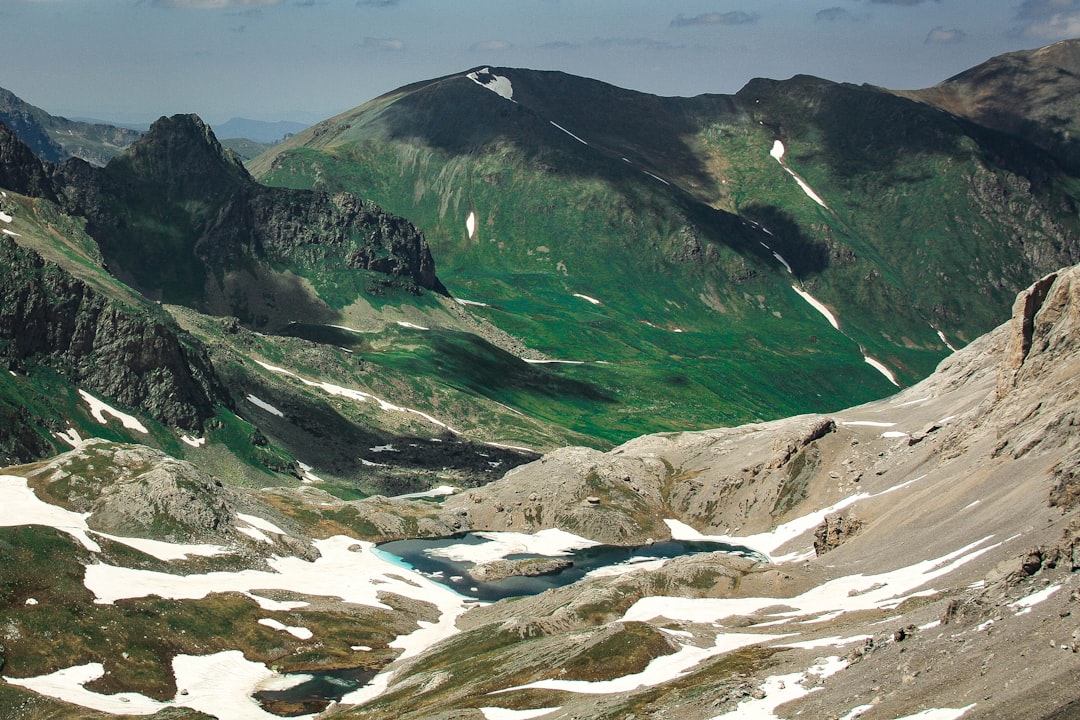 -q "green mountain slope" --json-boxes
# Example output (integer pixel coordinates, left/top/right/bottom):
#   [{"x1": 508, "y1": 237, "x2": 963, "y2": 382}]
[{"x1": 250, "y1": 62, "x2": 1080, "y2": 442}]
